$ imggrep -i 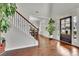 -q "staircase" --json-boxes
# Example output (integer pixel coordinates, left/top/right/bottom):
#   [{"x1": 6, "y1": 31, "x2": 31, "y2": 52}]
[
  {"x1": 16, "y1": 11, "x2": 39, "y2": 39},
  {"x1": 4, "y1": 11, "x2": 39, "y2": 51}
]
